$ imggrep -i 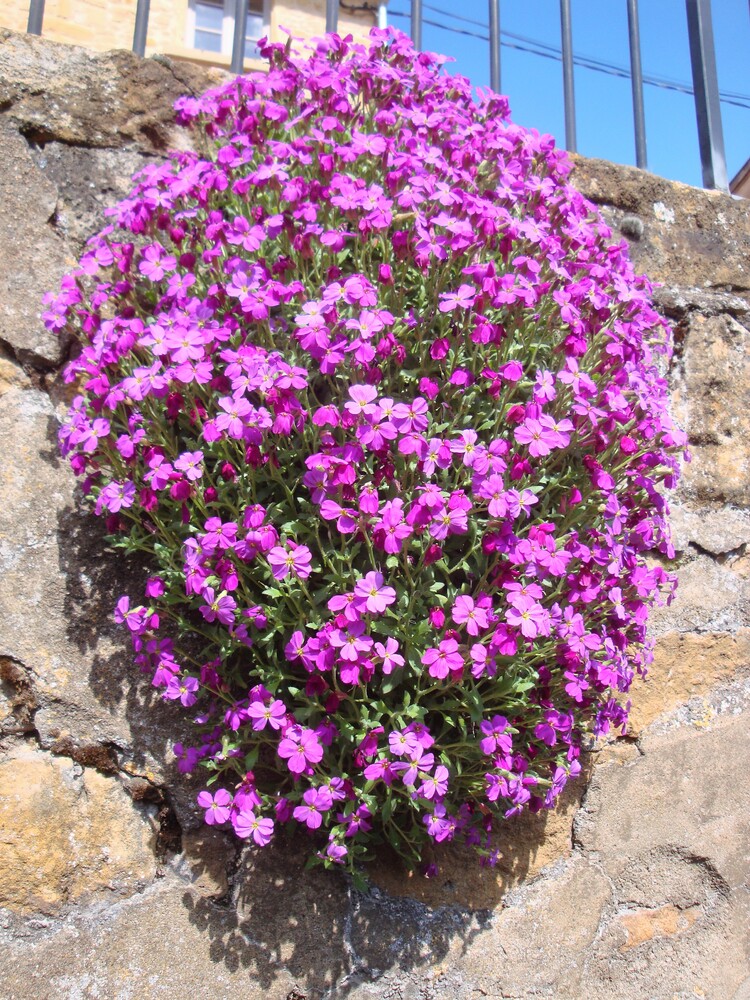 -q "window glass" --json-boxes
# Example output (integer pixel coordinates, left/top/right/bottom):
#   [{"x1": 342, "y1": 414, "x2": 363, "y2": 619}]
[
  {"x1": 245, "y1": 12, "x2": 263, "y2": 41},
  {"x1": 194, "y1": 0, "x2": 223, "y2": 52}
]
